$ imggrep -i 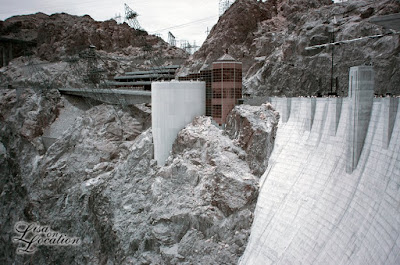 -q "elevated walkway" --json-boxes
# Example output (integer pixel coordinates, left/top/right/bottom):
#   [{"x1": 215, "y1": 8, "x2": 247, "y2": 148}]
[{"x1": 58, "y1": 87, "x2": 151, "y2": 105}]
